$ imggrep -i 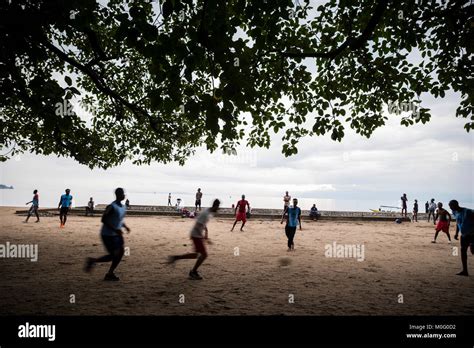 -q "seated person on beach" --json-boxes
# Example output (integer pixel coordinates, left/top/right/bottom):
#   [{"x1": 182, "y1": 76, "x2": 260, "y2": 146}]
[
  {"x1": 86, "y1": 197, "x2": 95, "y2": 216},
  {"x1": 310, "y1": 204, "x2": 320, "y2": 220},
  {"x1": 176, "y1": 198, "x2": 182, "y2": 211}
]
